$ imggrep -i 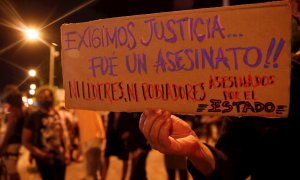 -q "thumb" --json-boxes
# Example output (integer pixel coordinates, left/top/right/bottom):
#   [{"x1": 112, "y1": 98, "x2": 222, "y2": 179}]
[{"x1": 170, "y1": 115, "x2": 193, "y2": 139}]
